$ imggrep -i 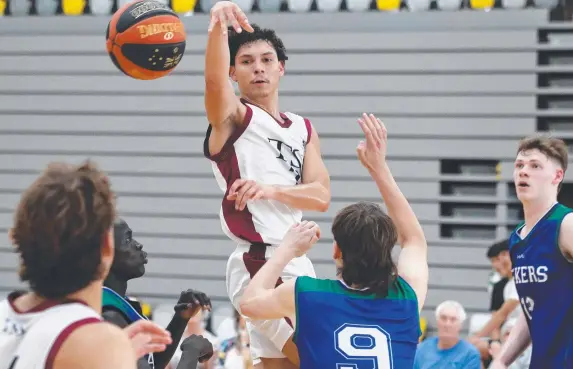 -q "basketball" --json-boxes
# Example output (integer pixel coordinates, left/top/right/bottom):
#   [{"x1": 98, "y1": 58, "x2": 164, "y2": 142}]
[{"x1": 106, "y1": 0, "x2": 186, "y2": 80}]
